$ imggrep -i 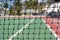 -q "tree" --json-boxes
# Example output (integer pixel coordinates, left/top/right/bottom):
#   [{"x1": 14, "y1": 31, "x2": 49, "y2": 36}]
[
  {"x1": 9, "y1": 7, "x2": 16, "y2": 15},
  {"x1": 13, "y1": 0, "x2": 22, "y2": 15},
  {"x1": 24, "y1": 0, "x2": 38, "y2": 15},
  {"x1": 9, "y1": 0, "x2": 22, "y2": 15},
  {"x1": 25, "y1": 0, "x2": 38, "y2": 9},
  {"x1": 4, "y1": 3, "x2": 8, "y2": 15},
  {"x1": 0, "y1": 8, "x2": 2, "y2": 16},
  {"x1": 4, "y1": 3, "x2": 8, "y2": 8}
]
